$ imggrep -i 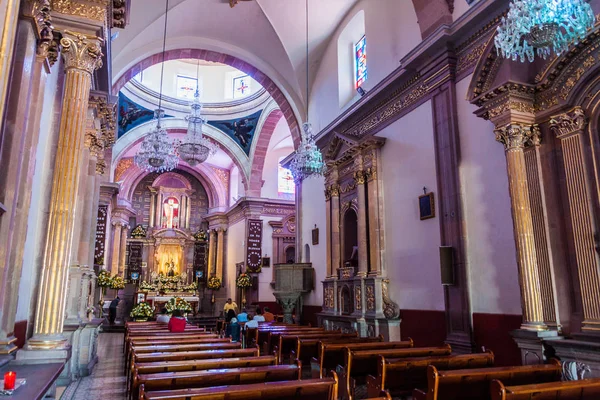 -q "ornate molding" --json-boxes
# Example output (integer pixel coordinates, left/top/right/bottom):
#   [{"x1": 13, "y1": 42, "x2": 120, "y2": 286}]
[
  {"x1": 549, "y1": 106, "x2": 588, "y2": 139},
  {"x1": 353, "y1": 170, "x2": 366, "y2": 185},
  {"x1": 111, "y1": 0, "x2": 129, "y2": 29},
  {"x1": 494, "y1": 124, "x2": 541, "y2": 151},
  {"x1": 51, "y1": 0, "x2": 108, "y2": 23},
  {"x1": 114, "y1": 157, "x2": 133, "y2": 181},
  {"x1": 382, "y1": 279, "x2": 399, "y2": 319},
  {"x1": 60, "y1": 30, "x2": 104, "y2": 73}
]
